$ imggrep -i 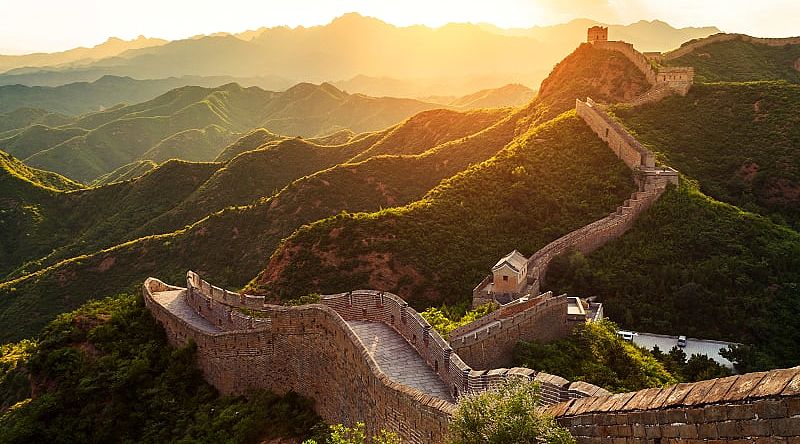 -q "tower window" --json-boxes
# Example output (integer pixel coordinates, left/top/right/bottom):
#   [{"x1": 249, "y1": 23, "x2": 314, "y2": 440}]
[{"x1": 503, "y1": 276, "x2": 509, "y2": 282}]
